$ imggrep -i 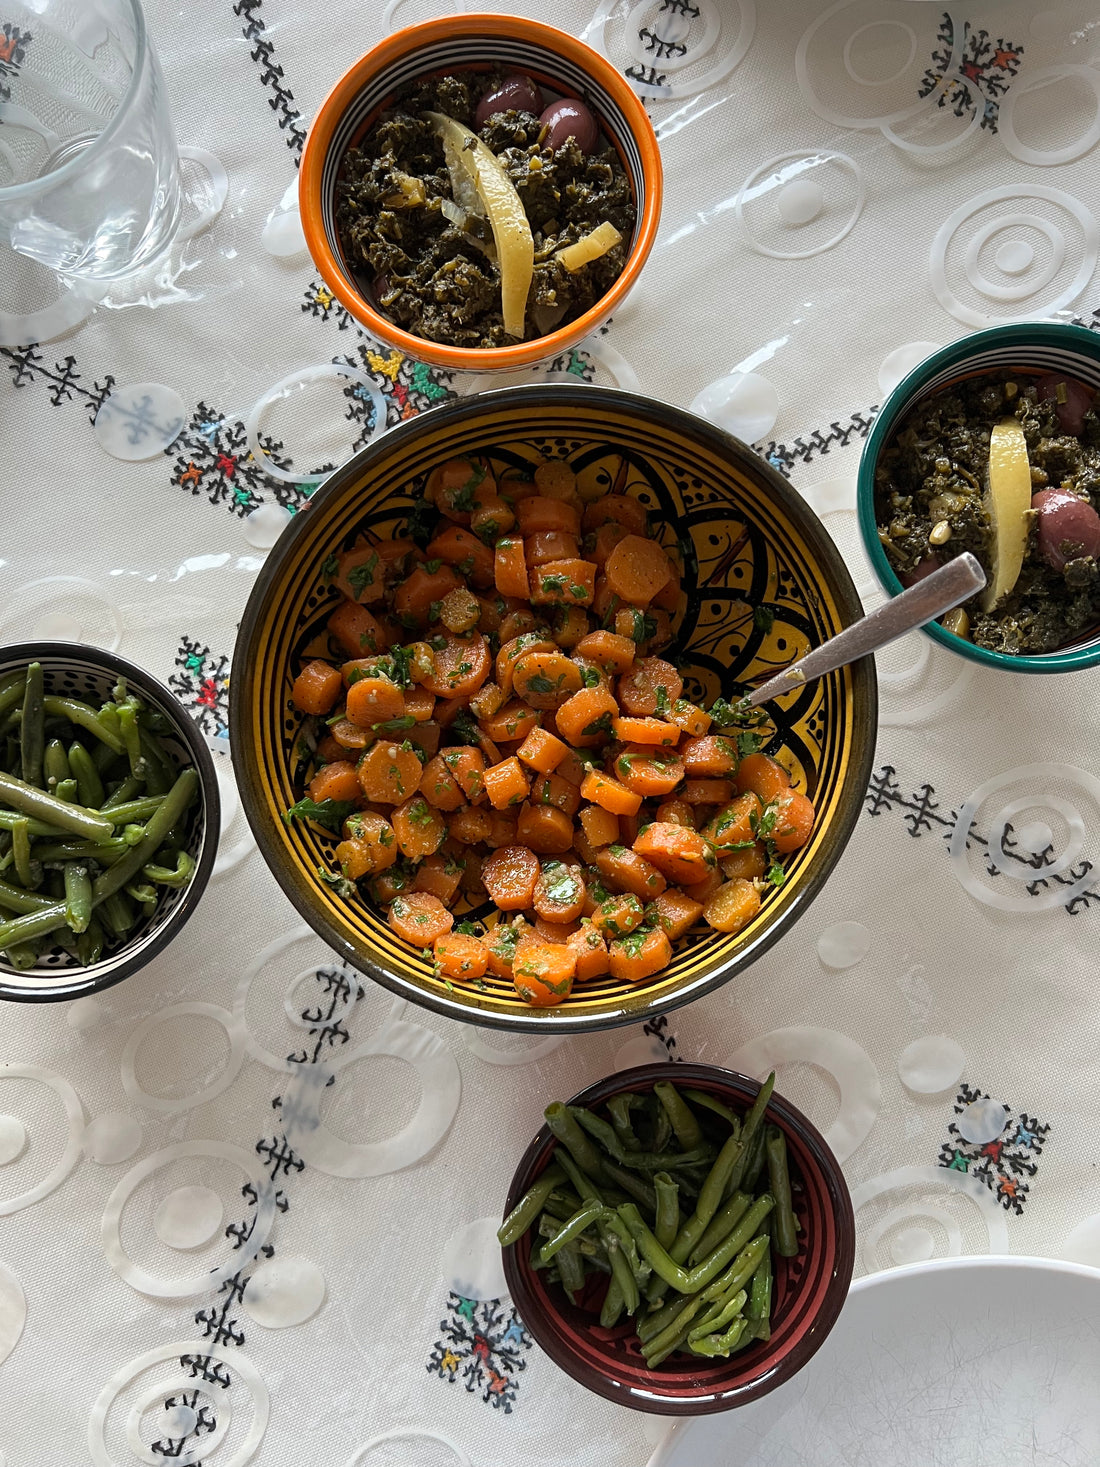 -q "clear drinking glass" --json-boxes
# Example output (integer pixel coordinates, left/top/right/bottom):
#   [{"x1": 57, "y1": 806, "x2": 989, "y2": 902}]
[{"x1": 0, "y1": 0, "x2": 180, "y2": 280}]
